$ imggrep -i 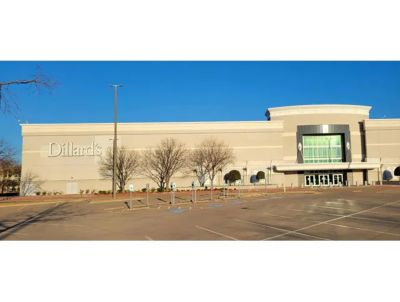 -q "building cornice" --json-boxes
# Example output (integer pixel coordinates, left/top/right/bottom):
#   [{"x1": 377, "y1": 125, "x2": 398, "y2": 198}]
[
  {"x1": 21, "y1": 121, "x2": 284, "y2": 136},
  {"x1": 274, "y1": 162, "x2": 380, "y2": 172},
  {"x1": 364, "y1": 119, "x2": 400, "y2": 130},
  {"x1": 266, "y1": 104, "x2": 371, "y2": 120}
]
